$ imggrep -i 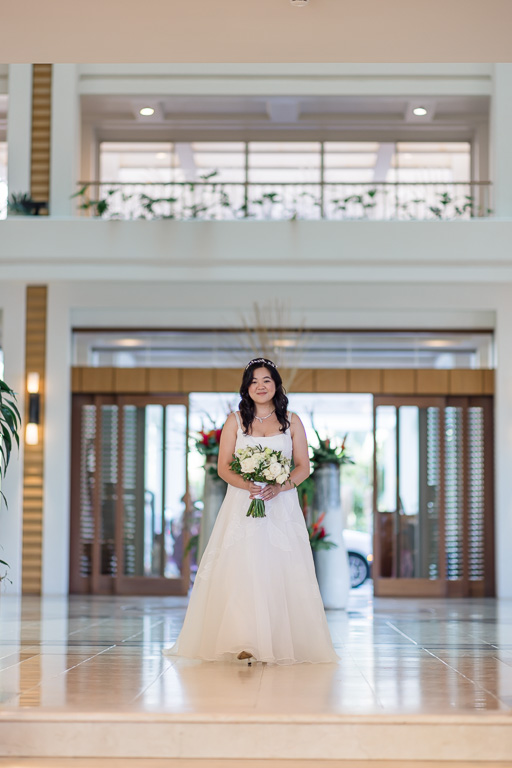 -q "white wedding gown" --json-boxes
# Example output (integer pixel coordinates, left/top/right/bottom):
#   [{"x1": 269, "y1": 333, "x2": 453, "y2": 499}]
[{"x1": 164, "y1": 412, "x2": 339, "y2": 665}]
